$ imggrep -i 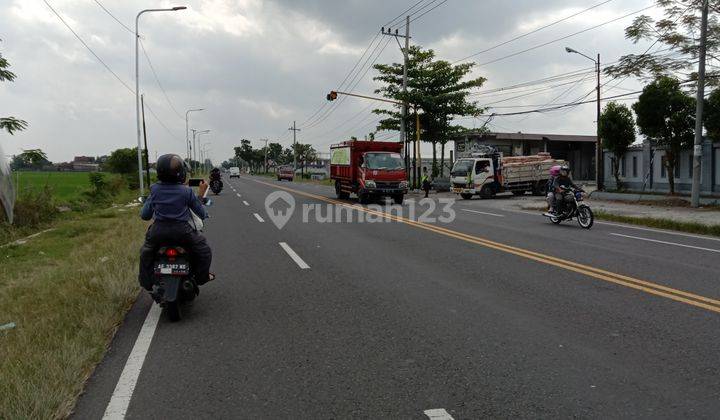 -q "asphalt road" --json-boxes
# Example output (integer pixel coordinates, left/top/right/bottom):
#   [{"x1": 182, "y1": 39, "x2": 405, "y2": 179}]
[{"x1": 74, "y1": 175, "x2": 720, "y2": 419}]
